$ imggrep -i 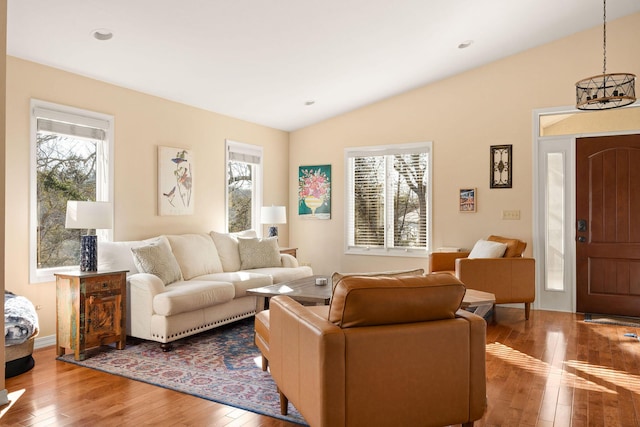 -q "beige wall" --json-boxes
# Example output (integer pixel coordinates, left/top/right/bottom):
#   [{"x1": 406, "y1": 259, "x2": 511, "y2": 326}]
[
  {"x1": 1, "y1": 0, "x2": 7, "y2": 387},
  {"x1": 6, "y1": 57, "x2": 289, "y2": 338},
  {"x1": 289, "y1": 13, "x2": 640, "y2": 276}
]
